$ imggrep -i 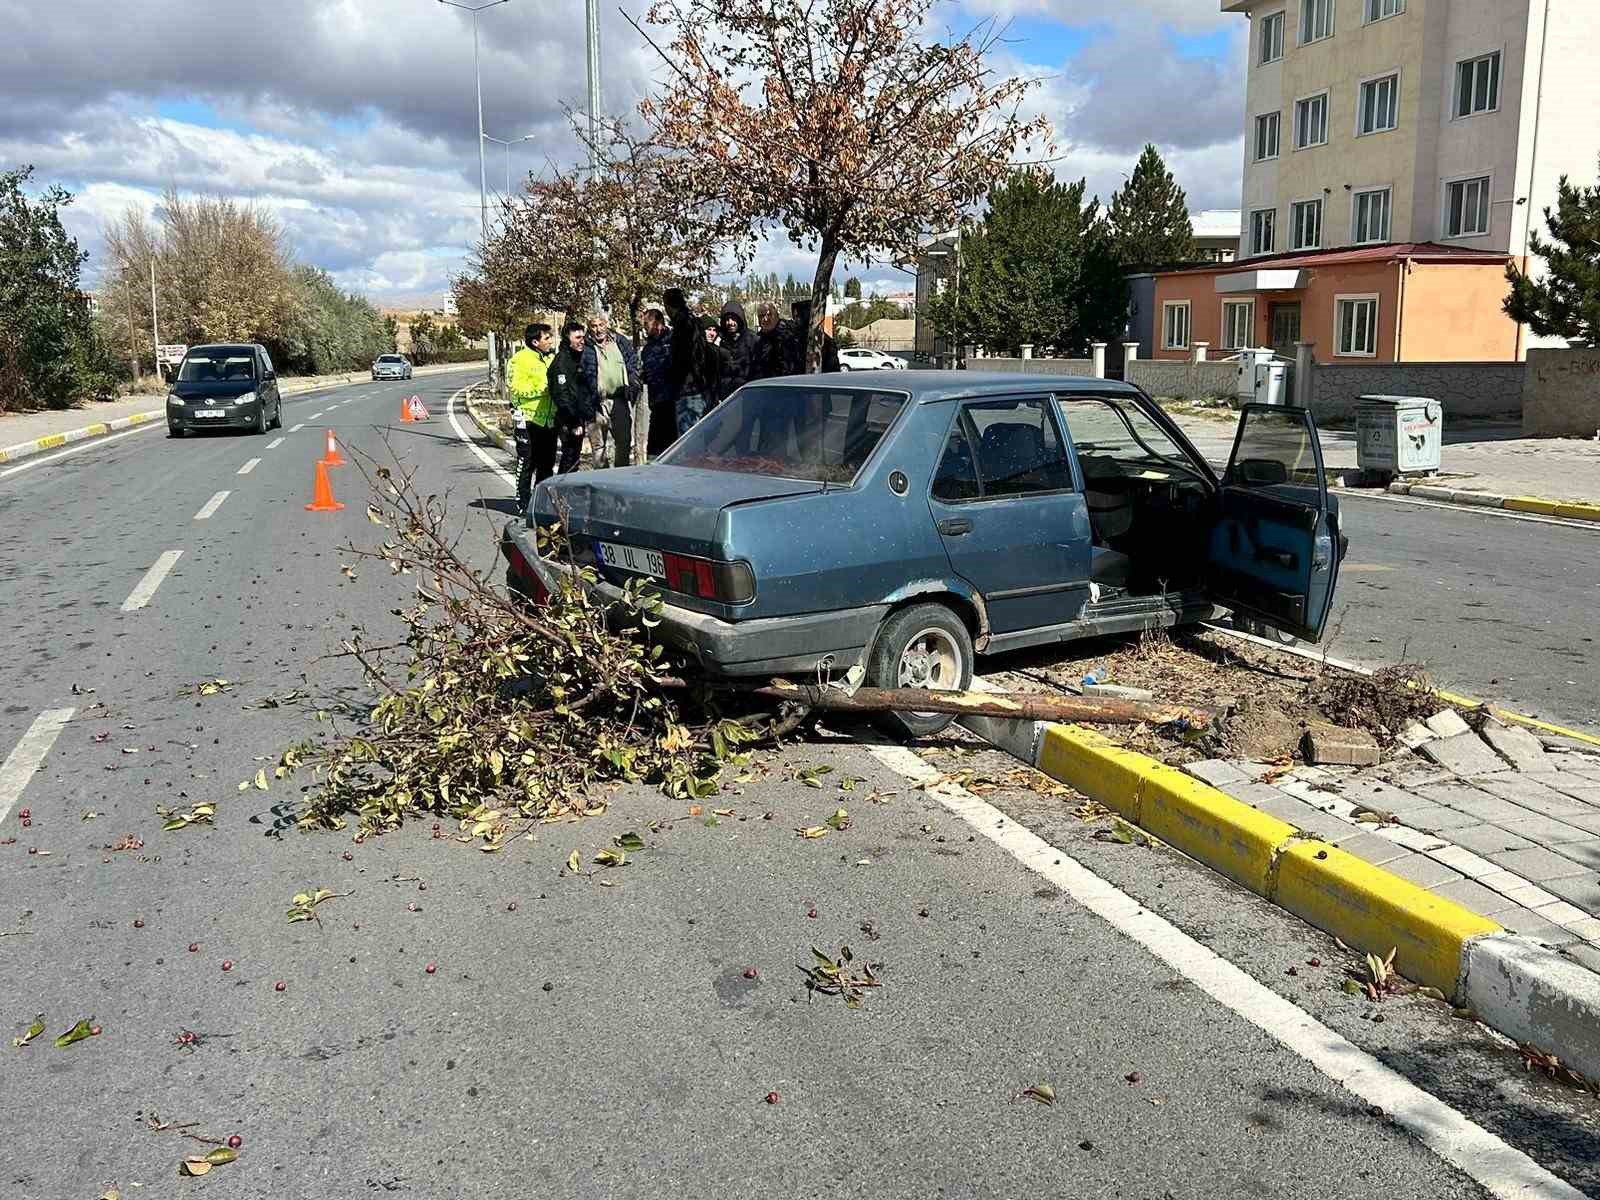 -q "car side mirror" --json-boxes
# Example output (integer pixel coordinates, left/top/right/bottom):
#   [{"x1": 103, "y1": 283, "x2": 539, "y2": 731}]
[{"x1": 1233, "y1": 458, "x2": 1289, "y2": 487}]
